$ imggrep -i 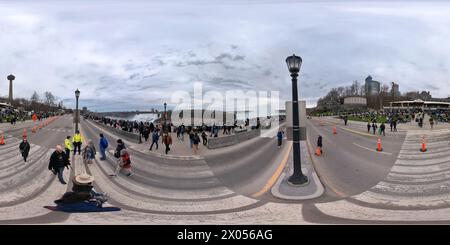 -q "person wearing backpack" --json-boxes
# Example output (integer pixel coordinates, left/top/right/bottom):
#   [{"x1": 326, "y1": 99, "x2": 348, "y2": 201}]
[{"x1": 99, "y1": 133, "x2": 108, "y2": 161}]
